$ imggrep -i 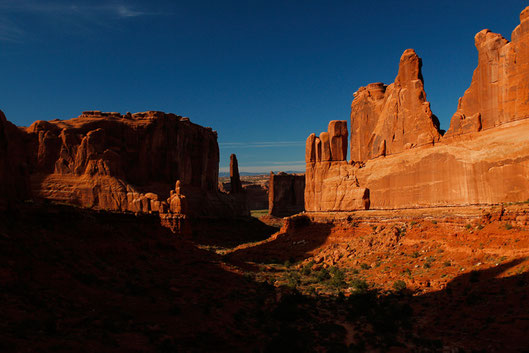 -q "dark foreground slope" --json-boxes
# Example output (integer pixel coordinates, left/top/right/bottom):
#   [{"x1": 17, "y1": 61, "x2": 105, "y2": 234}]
[
  {"x1": 3, "y1": 203, "x2": 529, "y2": 352},
  {"x1": 0, "y1": 204, "x2": 405, "y2": 353}
]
